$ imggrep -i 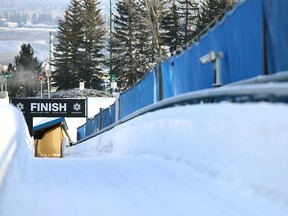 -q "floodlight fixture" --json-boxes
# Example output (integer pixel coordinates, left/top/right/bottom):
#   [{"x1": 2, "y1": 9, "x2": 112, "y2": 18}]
[{"x1": 200, "y1": 51, "x2": 224, "y2": 87}]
